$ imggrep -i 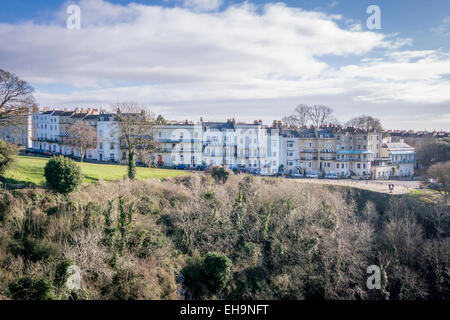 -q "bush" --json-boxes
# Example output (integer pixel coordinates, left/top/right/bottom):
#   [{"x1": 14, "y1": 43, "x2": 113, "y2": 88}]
[
  {"x1": 202, "y1": 252, "x2": 232, "y2": 294},
  {"x1": 207, "y1": 165, "x2": 231, "y2": 184},
  {"x1": 0, "y1": 140, "x2": 17, "y2": 175},
  {"x1": 8, "y1": 277, "x2": 56, "y2": 300},
  {"x1": 44, "y1": 156, "x2": 82, "y2": 193}
]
